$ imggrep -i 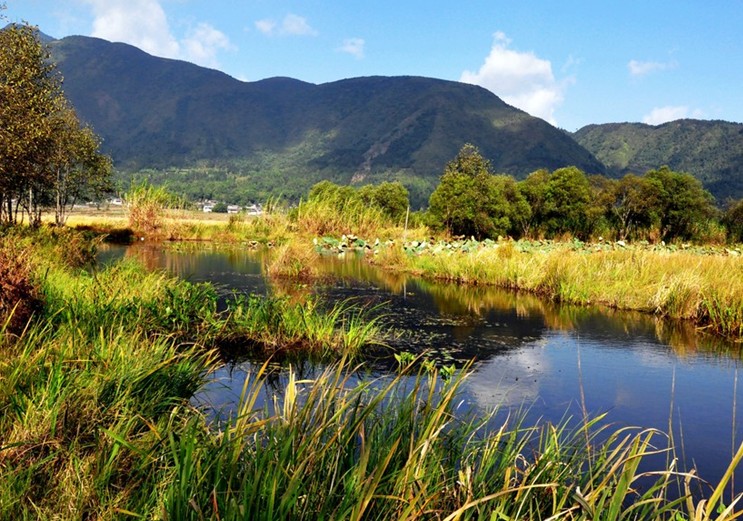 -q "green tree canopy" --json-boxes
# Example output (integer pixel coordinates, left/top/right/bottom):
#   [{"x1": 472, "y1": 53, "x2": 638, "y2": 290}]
[
  {"x1": 585, "y1": 174, "x2": 617, "y2": 238},
  {"x1": 543, "y1": 166, "x2": 591, "y2": 238},
  {"x1": 609, "y1": 173, "x2": 660, "y2": 240},
  {"x1": 645, "y1": 166, "x2": 715, "y2": 241},
  {"x1": 357, "y1": 181, "x2": 409, "y2": 222},
  {"x1": 517, "y1": 169, "x2": 550, "y2": 238},
  {"x1": 722, "y1": 198, "x2": 743, "y2": 243},
  {"x1": 428, "y1": 144, "x2": 496, "y2": 239},
  {"x1": 427, "y1": 144, "x2": 530, "y2": 239}
]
